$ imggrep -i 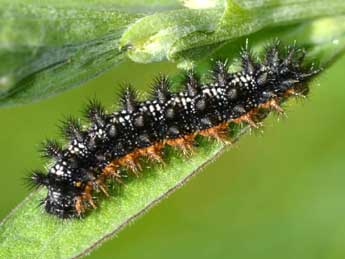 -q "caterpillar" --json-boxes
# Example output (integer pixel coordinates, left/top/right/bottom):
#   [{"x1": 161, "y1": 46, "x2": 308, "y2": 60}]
[{"x1": 27, "y1": 41, "x2": 319, "y2": 218}]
